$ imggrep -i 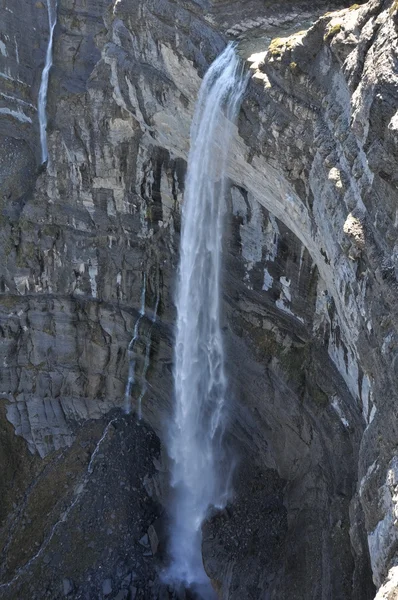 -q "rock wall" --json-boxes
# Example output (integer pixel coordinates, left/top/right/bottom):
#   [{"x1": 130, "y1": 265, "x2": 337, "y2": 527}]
[{"x1": 0, "y1": 0, "x2": 397, "y2": 598}]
